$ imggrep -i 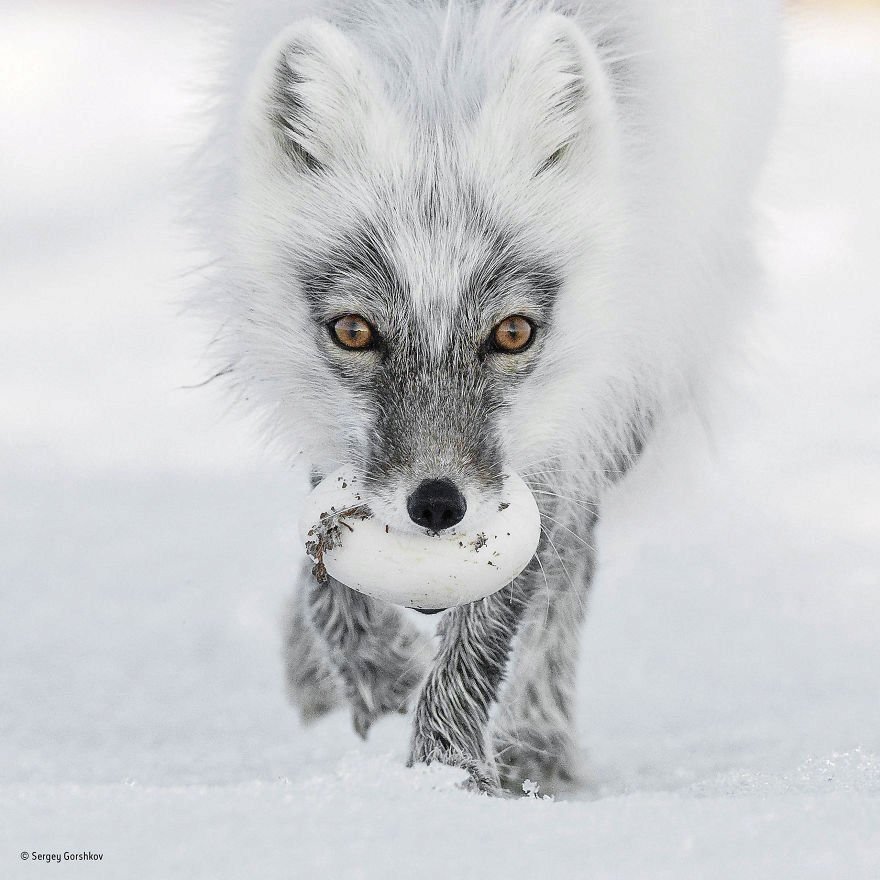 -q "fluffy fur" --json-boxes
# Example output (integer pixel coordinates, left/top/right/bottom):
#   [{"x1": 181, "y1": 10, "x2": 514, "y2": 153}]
[{"x1": 191, "y1": 0, "x2": 780, "y2": 794}]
